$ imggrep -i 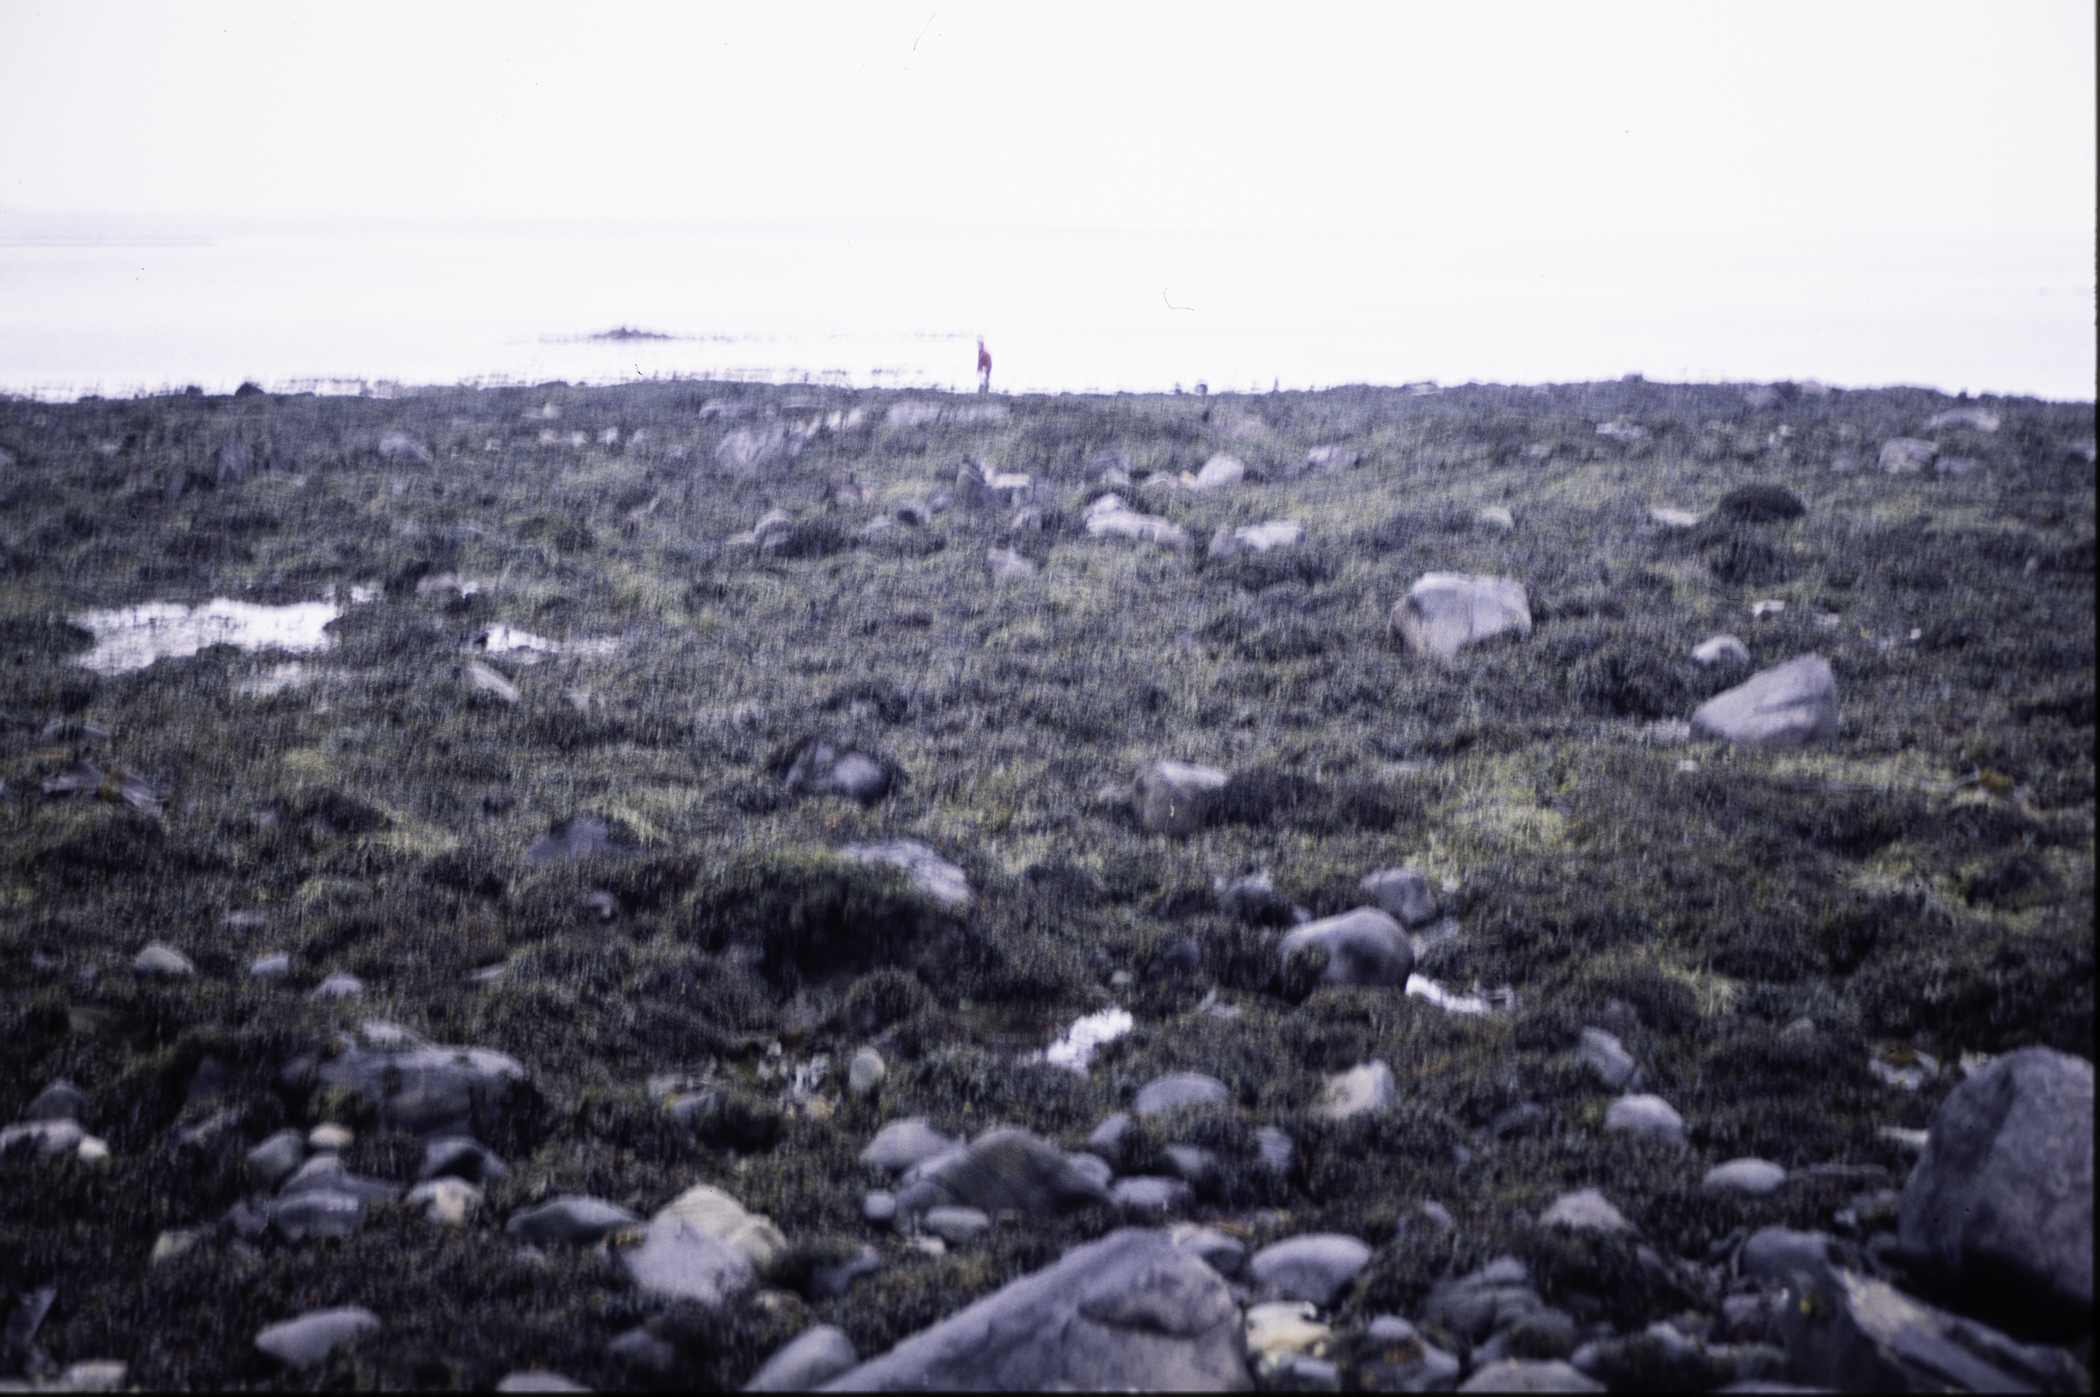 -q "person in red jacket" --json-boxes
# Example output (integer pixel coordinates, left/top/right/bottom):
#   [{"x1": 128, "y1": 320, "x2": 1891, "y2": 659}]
[{"x1": 977, "y1": 339, "x2": 992, "y2": 394}]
